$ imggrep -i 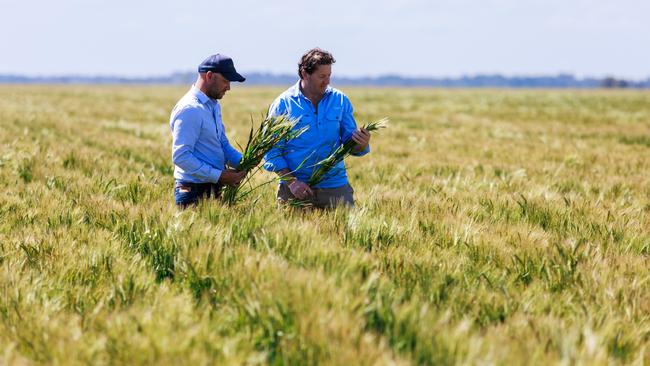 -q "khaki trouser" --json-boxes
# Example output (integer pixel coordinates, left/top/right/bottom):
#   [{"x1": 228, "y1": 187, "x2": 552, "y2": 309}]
[{"x1": 277, "y1": 183, "x2": 355, "y2": 209}]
